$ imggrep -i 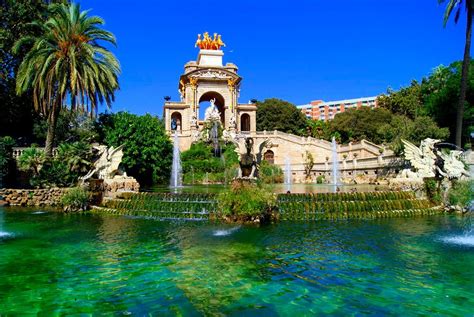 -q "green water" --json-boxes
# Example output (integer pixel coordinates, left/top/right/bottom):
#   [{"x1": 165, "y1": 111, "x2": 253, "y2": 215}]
[{"x1": 1, "y1": 207, "x2": 473, "y2": 315}]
